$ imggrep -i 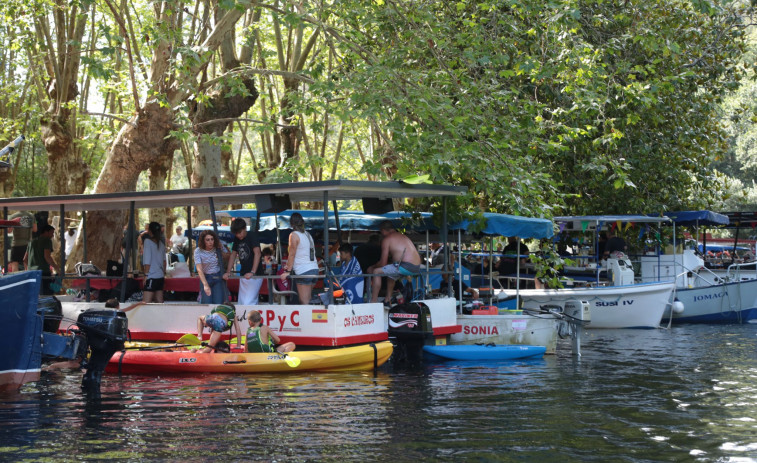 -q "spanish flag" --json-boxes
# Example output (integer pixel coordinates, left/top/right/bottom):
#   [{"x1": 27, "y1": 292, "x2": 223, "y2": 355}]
[{"x1": 312, "y1": 309, "x2": 328, "y2": 323}]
